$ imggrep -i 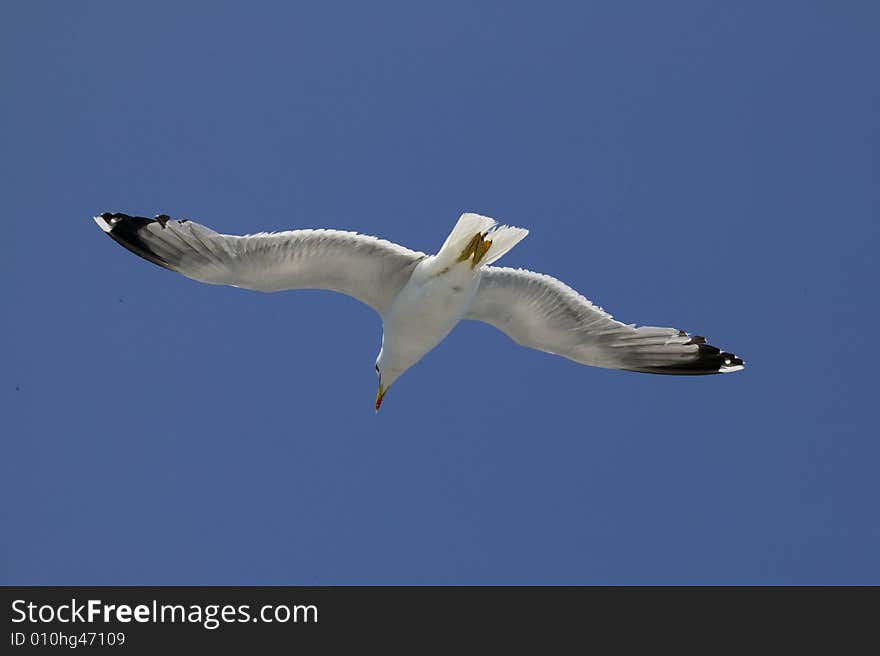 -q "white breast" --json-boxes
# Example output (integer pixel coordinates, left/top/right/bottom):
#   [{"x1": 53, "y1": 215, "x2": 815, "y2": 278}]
[{"x1": 381, "y1": 257, "x2": 482, "y2": 365}]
